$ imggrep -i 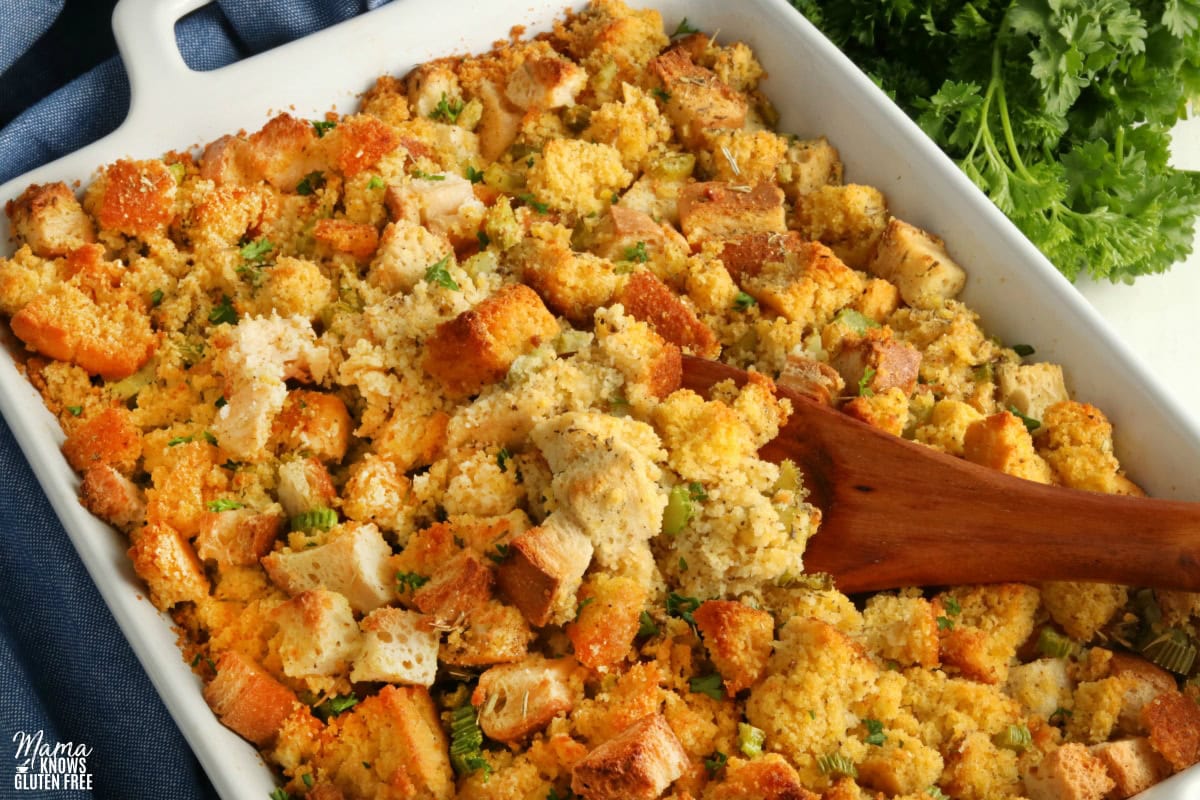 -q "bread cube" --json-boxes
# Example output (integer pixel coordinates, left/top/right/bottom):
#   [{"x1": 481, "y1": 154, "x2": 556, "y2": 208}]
[
  {"x1": 1108, "y1": 652, "x2": 1176, "y2": 734},
  {"x1": 1022, "y1": 743, "x2": 1115, "y2": 800},
  {"x1": 703, "y1": 754, "x2": 819, "y2": 800},
  {"x1": 703, "y1": 129, "x2": 789, "y2": 185},
  {"x1": 127, "y1": 521, "x2": 210, "y2": 610},
  {"x1": 272, "y1": 390, "x2": 352, "y2": 463},
  {"x1": 423, "y1": 283, "x2": 560, "y2": 397},
  {"x1": 199, "y1": 134, "x2": 261, "y2": 186},
  {"x1": 246, "y1": 113, "x2": 327, "y2": 191},
  {"x1": 693, "y1": 600, "x2": 775, "y2": 693},
  {"x1": 615, "y1": 271, "x2": 719, "y2": 359},
  {"x1": 495, "y1": 515, "x2": 594, "y2": 627},
  {"x1": 1069, "y1": 677, "x2": 1128, "y2": 744},
  {"x1": 6, "y1": 182, "x2": 95, "y2": 257},
  {"x1": 368, "y1": 220, "x2": 454, "y2": 294},
  {"x1": 203, "y1": 651, "x2": 299, "y2": 746},
  {"x1": 593, "y1": 304, "x2": 683, "y2": 401},
  {"x1": 505, "y1": 55, "x2": 587, "y2": 110},
  {"x1": 1040, "y1": 581, "x2": 1128, "y2": 641},
  {"x1": 862, "y1": 593, "x2": 940, "y2": 668},
  {"x1": 275, "y1": 456, "x2": 337, "y2": 518},
  {"x1": 313, "y1": 218, "x2": 380, "y2": 261},
  {"x1": 854, "y1": 277, "x2": 901, "y2": 323},
  {"x1": 858, "y1": 728, "x2": 944, "y2": 796},
  {"x1": 935, "y1": 583, "x2": 1040, "y2": 685},
  {"x1": 777, "y1": 136, "x2": 843, "y2": 201},
  {"x1": 559, "y1": 0, "x2": 669, "y2": 97},
  {"x1": 61, "y1": 406, "x2": 142, "y2": 474},
  {"x1": 272, "y1": 589, "x2": 361, "y2": 678},
  {"x1": 831, "y1": 327, "x2": 922, "y2": 397},
  {"x1": 330, "y1": 113, "x2": 399, "y2": 178},
  {"x1": 794, "y1": 183, "x2": 888, "y2": 271},
  {"x1": 350, "y1": 608, "x2": 439, "y2": 686},
  {"x1": 80, "y1": 463, "x2": 146, "y2": 531},
  {"x1": 472, "y1": 656, "x2": 583, "y2": 741},
  {"x1": 441, "y1": 598, "x2": 535, "y2": 668},
  {"x1": 778, "y1": 353, "x2": 845, "y2": 406},
  {"x1": 359, "y1": 74, "x2": 412, "y2": 127},
  {"x1": 997, "y1": 362, "x2": 1069, "y2": 420},
  {"x1": 195, "y1": 506, "x2": 284, "y2": 569},
  {"x1": 145, "y1": 439, "x2": 227, "y2": 539},
  {"x1": 843, "y1": 386, "x2": 909, "y2": 437},
  {"x1": 677, "y1": 182, "x2": 786, "y2": 246},
  {"x1": 571, "y1": 714, "x2": 689, "y2": 800},
  {"x1": 87, "y1": 158, "x2": 177, "y2": 237},
  {"x1": 963, "y1": 410, "x2": 1055, "y2": 484},
  {"x1": 183, "y1": 185, "x2": 271, "y2": 250},
  {"x1": 515, "y1": 235, "x2": 620, "y2": 324},
  {"x1": 739, "y1": 240, "x2": 864, "y2": 330},
  {"x1": 1141, "y1": 690, "x2": 1200, "y2": 771},
  {"x1": 411, "y1": 550, "x2": 494, "y2": 626},
  {"x1": 262, "y1": 523, "x2": 395, "y2": 613},
  {"x1": 374, "y1": 405, "x2": 450, "y2": 473},
  {"x1": 582, "y1": 85, "x2": 674, "y2": 173},
  {"x1": 566, "y1": 573, "x2": 648, "y2": 669},
  {"x1": 867, "y1": 217, "x2": 967, "y2": 306},
  {"x1": 1038, "y1": 401, "x2": 1144, "y2": 496},
  {"x1": 718, "y1": 230, "x2": 805, "y2": 283},
  {"x1": 1091, "y1": 738, "x2": 1173, "y2": 798},
  {"x1": 341, "y1": 453, "x2": 414, "y2": 536},
  {"x1": 405, "y1": 60, "x2": 462, "y2": 120},
  {"x1": 914, "y1": 398, "x2": 985, "y2": 456},
  {"x1": 1006, "y1": 658, "x2": 1074, "y2": 719},
  {"x1": 650, "y1": 48, "x2": 747, "y2": 149}
]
